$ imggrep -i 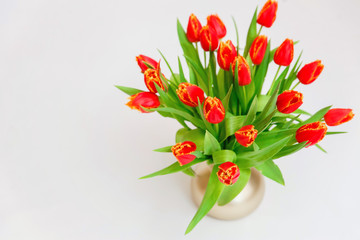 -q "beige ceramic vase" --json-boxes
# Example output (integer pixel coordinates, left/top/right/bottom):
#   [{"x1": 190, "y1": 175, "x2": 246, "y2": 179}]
[{"x1": 191, "y1": 162, "x2": 265, "y2": 220}]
